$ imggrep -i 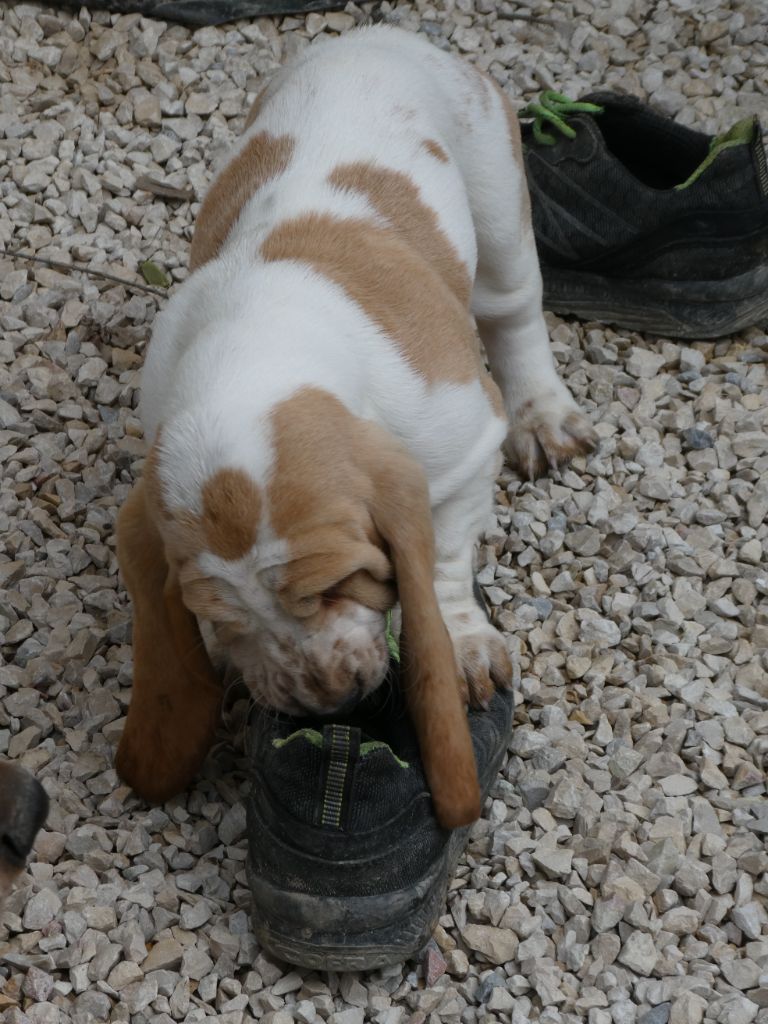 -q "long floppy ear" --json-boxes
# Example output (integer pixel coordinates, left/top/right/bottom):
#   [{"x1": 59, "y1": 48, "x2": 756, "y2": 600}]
[
  {"x1": 359, "y1": 427, "x2": 481, "y2": 829},
  {"x1": 114, "y1": 480, "x2": 222, "y2": 803}
]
